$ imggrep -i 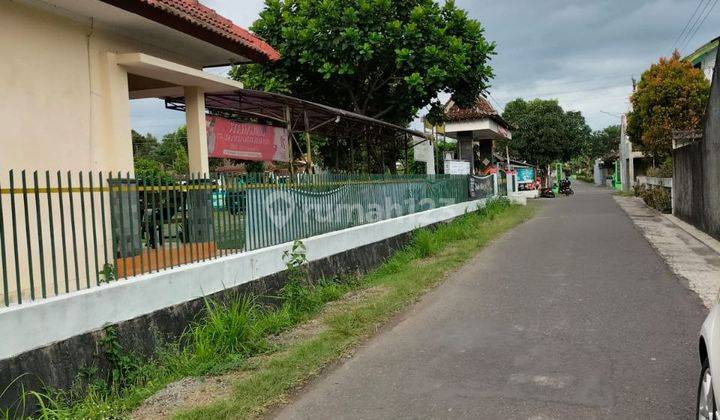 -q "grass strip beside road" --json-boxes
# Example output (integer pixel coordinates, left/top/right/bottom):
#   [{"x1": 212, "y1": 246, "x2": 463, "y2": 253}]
[
  {"x1": 176, "y1": 200, "x2": 536, "y2": 419},
  {"x1": 13, "y1": 199, "x2": 534, "y2": 419}
]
